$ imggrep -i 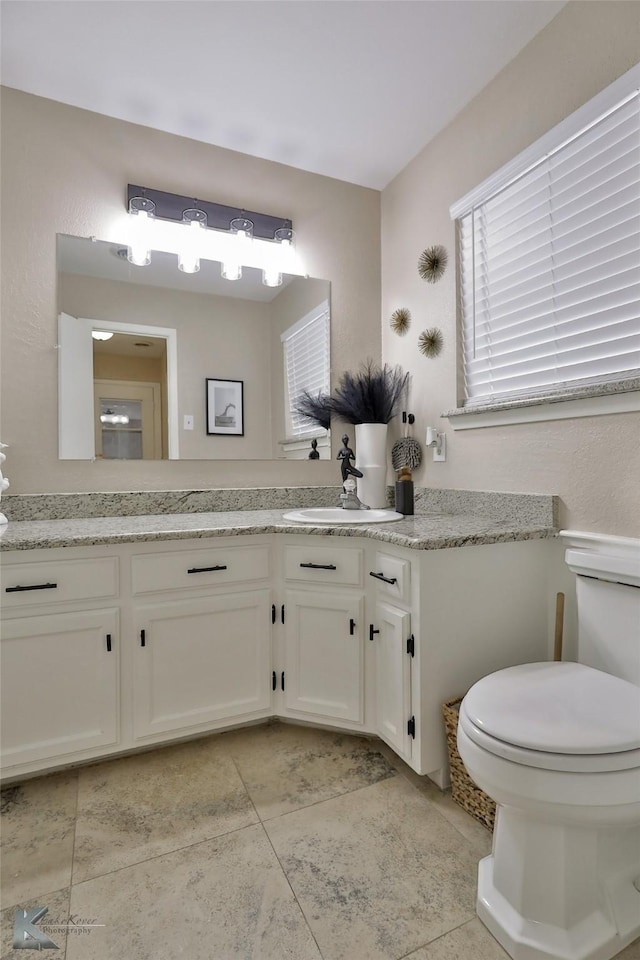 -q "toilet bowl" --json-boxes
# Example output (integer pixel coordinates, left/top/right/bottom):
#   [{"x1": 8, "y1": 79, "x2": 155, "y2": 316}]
[{"x1": 457, "y1": 532, "x2": 640, "y2": 960}]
